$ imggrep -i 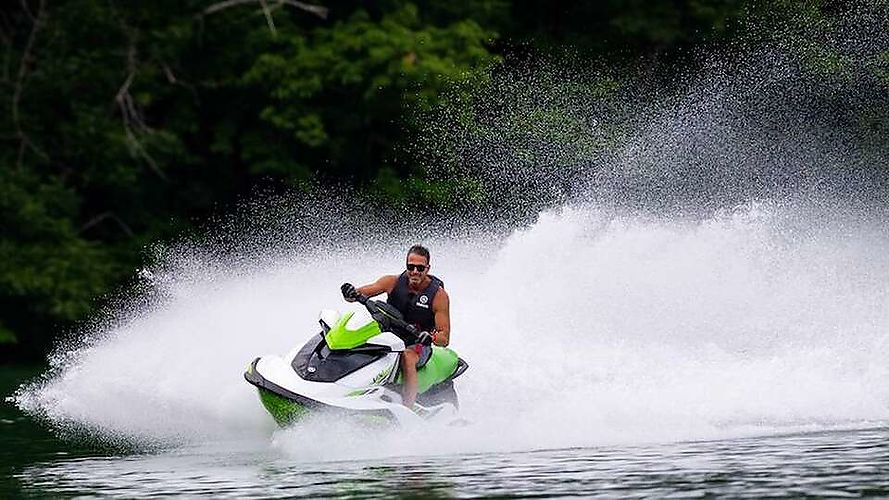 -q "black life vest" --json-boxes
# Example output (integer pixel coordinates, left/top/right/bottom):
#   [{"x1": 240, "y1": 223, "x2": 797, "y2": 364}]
[{"x1": 386, "y1": 272, "x2": 443, "y2": 332}]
